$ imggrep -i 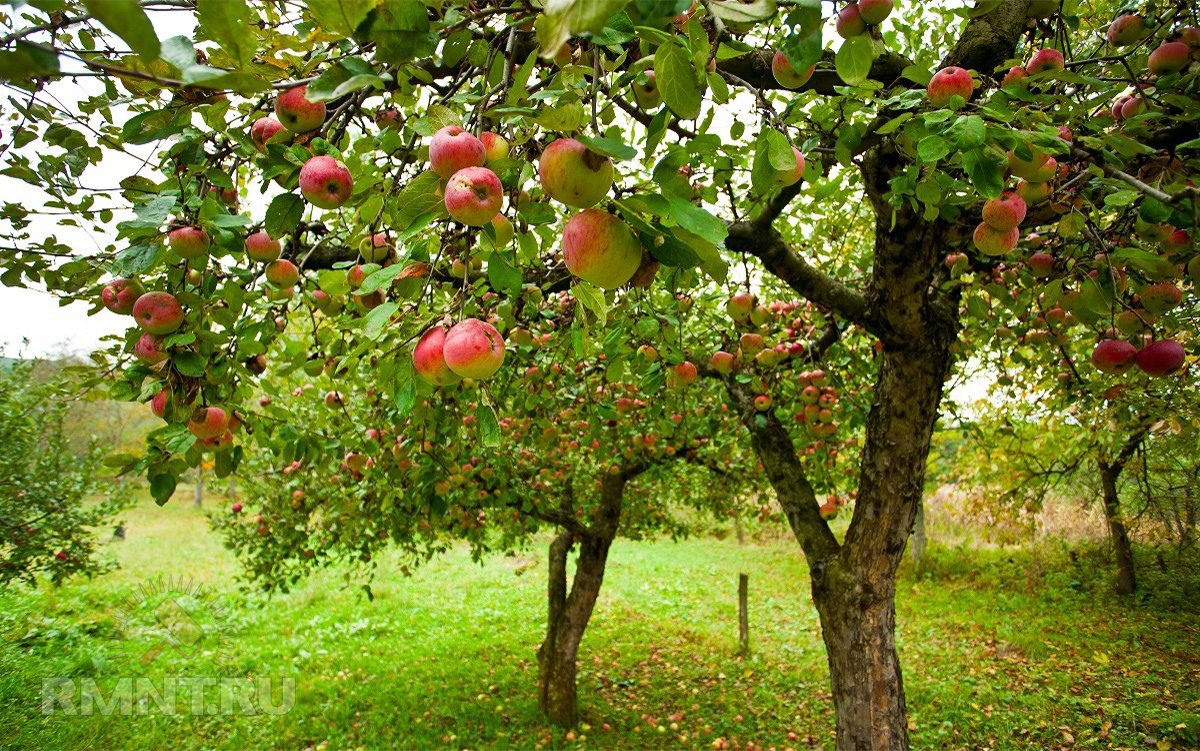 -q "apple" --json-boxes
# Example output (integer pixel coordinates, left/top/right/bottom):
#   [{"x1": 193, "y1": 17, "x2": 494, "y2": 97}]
[
  {"x1": 1140, "y1": 282, "x2": 1182, "y2": 314},
  {"x1": 981, "y1": 192, "x2": 1027, "y2": 231},
  {"x1": 669, "y1": 361, "x2": 698, "y2": 388},
  {"x1": 771, "y1": 52, "x2": 815, "y2": 89},
  {"x1": 1016, "y1": 178, "x2": 1053, "y2": 204},
  {"x1": 637, "y1": 344, "x2": 659, "y2": 363},
  {"x1": 1000, "y1": 66, "x2": 1027, "y2": 87},
  {"x1": 773, "y1": 145, "x2": 806, "y2": 187},
  {"x1": 444, "y1": 166, "x2": 503, "y2": 226},
  {"x1": 150, "y1": 387, "x2": 169, "y2": 418},
  {"x1": 413, "y1": 325, "x2": 462, "y2": 386},
  {"x1": 1161, "y1": 229, "x2": 1191, "y2": 254},
  {"x1": 1007, "y1": 150, "x2": 1056, "y2": 182},
  {"x1": 1026, "y1": 48, "x2": 1065, "y2": 74},
  {"x1": 187, "y1": 406, "x2": 229, "y2": 440},
  {"x1": 245, "y1": 231, "x2": 281, "y2": 262},
  {"x1": 739, "y1": 332, "x2": 765, "y2": 355},
  {"x1": 101, "y1": 277, "x2": 144, "y2": 315},
  {"x1": 561, "y1": 208, "x2": 642, "y2": 289},
  {"x1": 201, "y1": 431, "x2": 234, "y2": 451},
  {"x1": 132, "y1": 291, "x2": 184, "y2": 334},
  {"x1": 1107, "y1": 13, "x2": 1144, "y2": 47},
  {"x1": 231, "y1": 502, "x2": 243, "y2": 514},
  {"x1": 632, "y1": 70, "x2": 661, "y2": 108},
  {"x1": 134, "y1": 332, "x2": 168, "y2": 364},
  {"x1": 726, "y1": 292, "x2": 756, "y2": 323},
  {"x1": 265, "y1": 259, "x2": 300, "y2": 287},
  {"x1": 443, "y1": 318, "x2": 506, "y2": 380},
  {"x1": 927, "y1": 66, "x2": 974, "y2": 107},
  {"x1": 539, "y1": 138, "x2": 614, "y2": 209},
  {"x1": 429, "y1": 125, "x2": 486, "y2": 178},
  {"x1": 299, "y1": 155, "x2": 353, "y2": 209},
  {"x1": 480, "y1": 131, "x2": 510, "y2": 164},
  {"x1": 836, "y1": 2, "x2": 866, "y2": 38},
  {"x1": 169, "y1": 226, "x2": 209, "y2": 260},
  {"x1": 710, "y1": 351, "x2": 736, "y2": 374},
  {"x1": 487, "y1": 213, "x2": 514, "y2": 247},
  {"x1": 973, "y1": 223, "x2": 1019, "y2": 255},
  {"x1": 275, "y1": 85, "x2": 326, "y2": 133},
  {"x1": 374, "y1": 107, "x2": 401, "y2": 130},
  {"x1": 858, "y1": 0, "x2": 893, "y2": 25},
  {"x1": 754, "y1": 394, "x2": 772, "y2": 412},
  {"x1": 1091, "y1": 339, "x2": 1137, "y2": 374},
  {"x1": 362, "y1": 232, "x2": 393, "y2": 263},
  {"x1": 1149, "y1": 42, "x2": 1191, "y2": 75},
  {"x1": 1136, "y1": 340, "x2": 1185, "y2": 376},
  {"x1": 250, "y1": 116, "x2": 286, "y2": 150},
  {"x1": 1028, "y1": 251, "x2": 1055, "y2": 278}
]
